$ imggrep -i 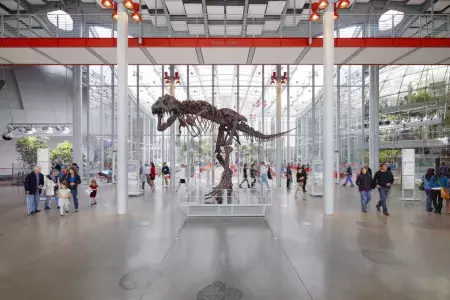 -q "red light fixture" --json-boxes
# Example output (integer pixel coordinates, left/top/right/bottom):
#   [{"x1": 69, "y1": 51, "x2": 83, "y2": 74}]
[
  {"x1": 131, "y1": 2, "x2": 142, "y2": 22},
  {"x1": 123, "y1": 0, "x2": 134, "y2": 10},
  {"x1": 270, "y1": 72, "x2": 277, "y2": 85},
  {"x1": 101, "y1": 0, "x2": 113, "y2": 9},
  {"x1": 337, "y1": 0, "x2": 350, "y2": 9},
  {"x1": 280, "y1": 72, "x2": 288, "y2": 85},
  {"x1": 131, "y1": 11, "x2": 142, "y2": 22},
  {"x1": 334, "y1": 10, "x2": 339, "y2": 20},
  {"x1": 112, "y1": 9, "x2": 118, "y2": 21},
  {"x1": 317, "y1": 0, "x2": 329, "y2": 10},
  {"x1": 309, "y1": 11, "x2": 320, "y2": 22},
  {"x1": 164, "y1": 72, "x2": 170, "y2": 85},
  {"x1": 174, "y1": 72, "x2": 181, "y2": 84}
]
